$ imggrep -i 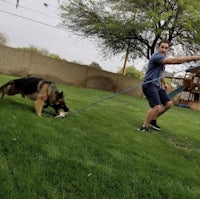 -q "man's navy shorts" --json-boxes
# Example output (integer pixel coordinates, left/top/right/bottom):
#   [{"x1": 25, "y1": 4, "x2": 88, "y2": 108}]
[{"x1": 142, "y1": 83, "x2": 170, "y2": 108}]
